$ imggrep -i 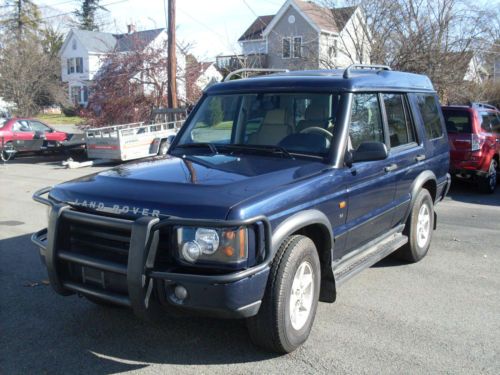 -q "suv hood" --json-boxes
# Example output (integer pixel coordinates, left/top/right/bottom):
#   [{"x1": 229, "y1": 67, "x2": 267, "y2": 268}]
[{"x1": 50, "y1": 154, "x2": 327, "y2": 220}]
